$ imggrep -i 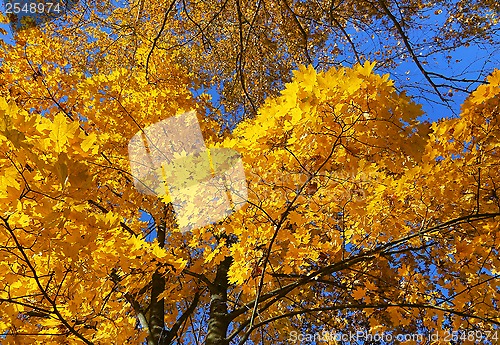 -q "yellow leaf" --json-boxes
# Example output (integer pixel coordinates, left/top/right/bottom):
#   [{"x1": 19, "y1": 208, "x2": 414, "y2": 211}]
[
  {"x1": 358, "y1": 60, "x2": 376, "y2": 76},
  {"x1": 80, "y1": 132, "x2": 98, "y2": 153},
  {"x1": 0, "y1": 166, "x2": 20, "y2": 194},
  {"x1": 352, "y1": 287, "x2": 365, "y2": 300},
  {"x1": 152, "y1": 245, "x2": 167, "y2": 259},
  {"x1": 49, "y1": 113, "x2": 78, "y2": 153}
]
